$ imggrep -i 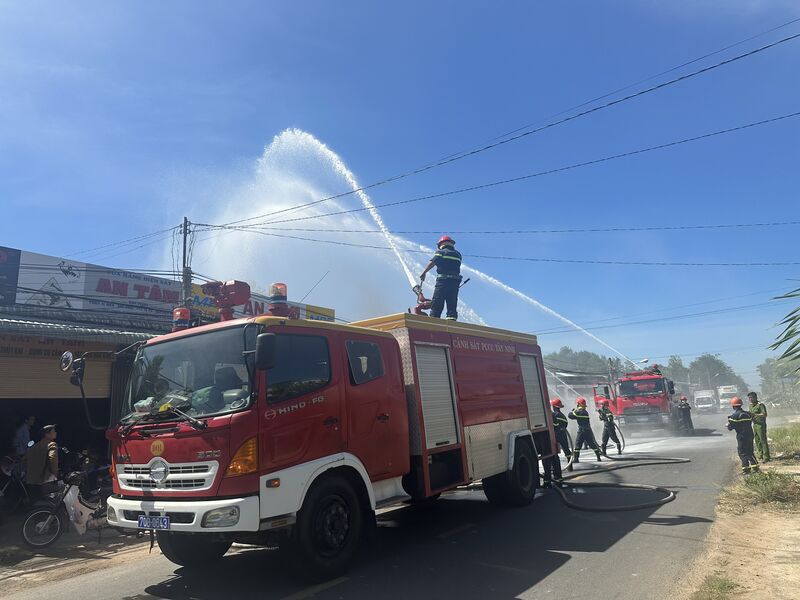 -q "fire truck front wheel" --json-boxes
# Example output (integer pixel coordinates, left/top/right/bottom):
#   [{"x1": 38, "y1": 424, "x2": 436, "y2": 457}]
[
  {"x1": 483, "y1": 440, "x2": 538, "y2": 507},
  {"x1": 156, "y1": 532, "x2": 232, "y2": 568},
  {"x1": 290, "y1": 474, "x2": 364, "y2": 581}
]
